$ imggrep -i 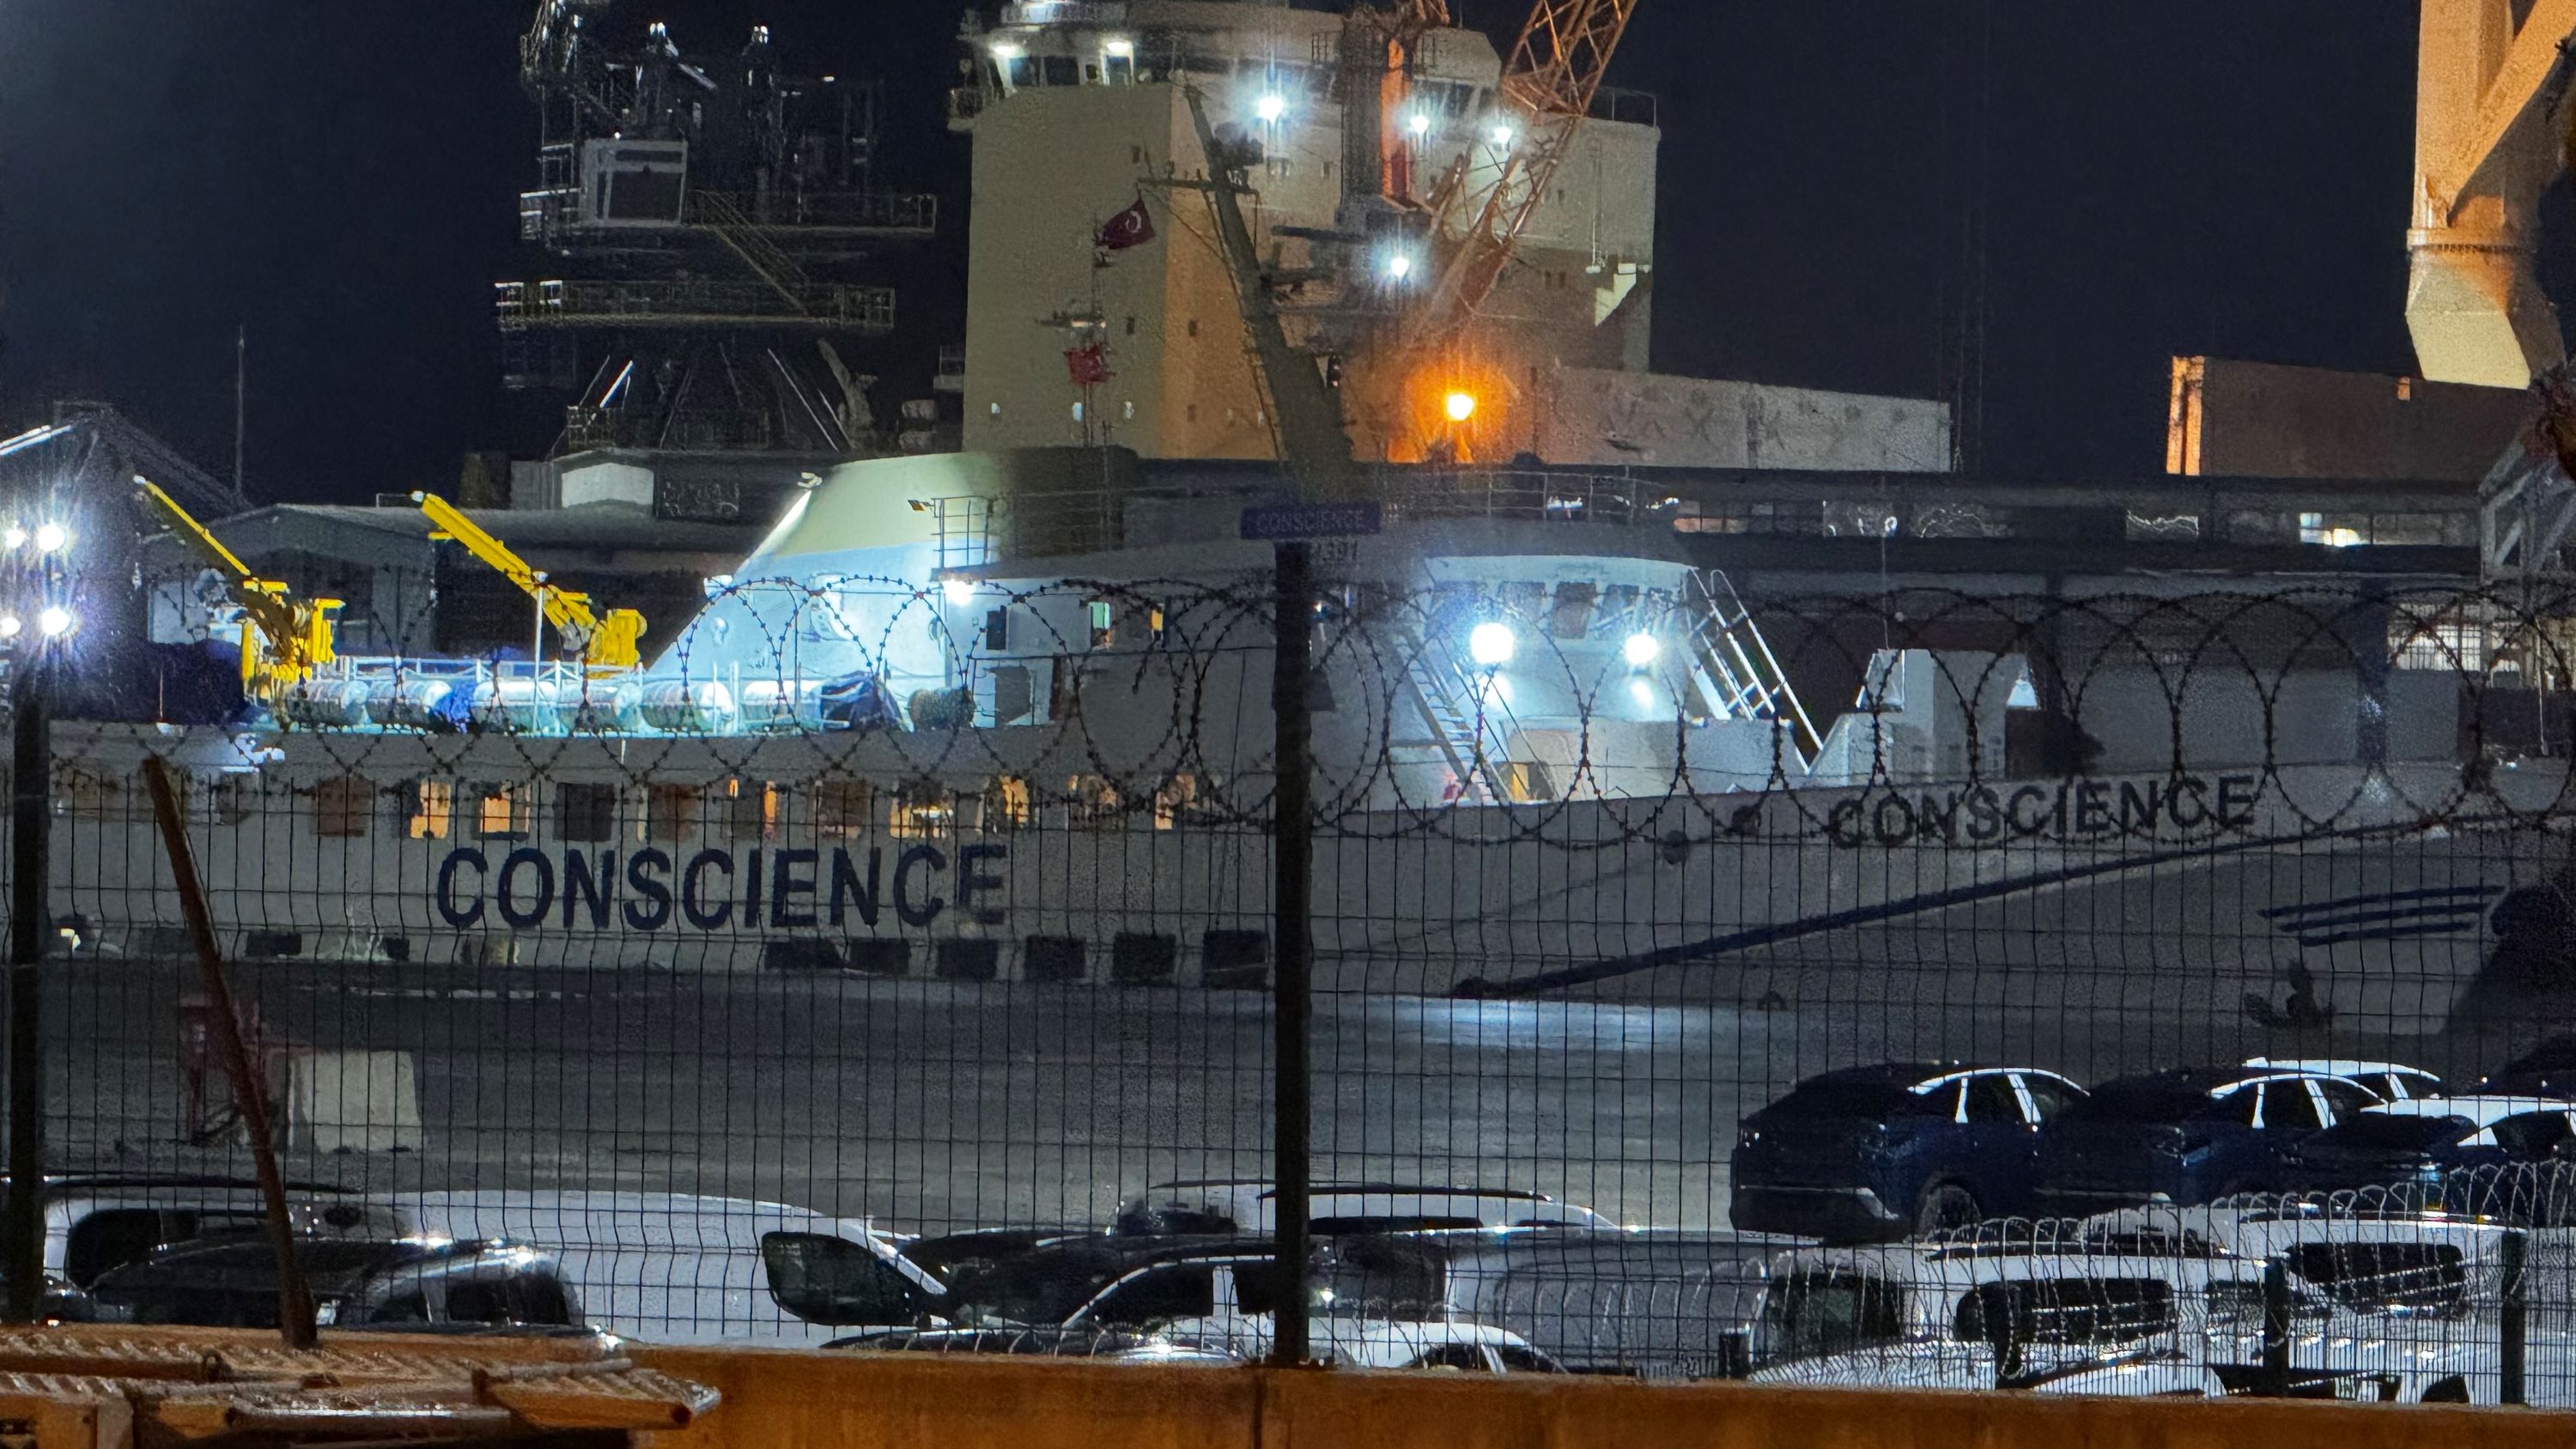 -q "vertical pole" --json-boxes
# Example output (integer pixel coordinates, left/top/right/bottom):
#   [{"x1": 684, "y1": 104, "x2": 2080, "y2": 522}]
[
  {"x1": 3, "y1": 665, "x2": 44, "y2": 1322},
  {"x1": 1269, "y1": 538, "x2": 1313, "y2": 1369},
  {"x1": 140, "y1": 759, "x2": 315, "y2": 1348},
  {"x1": 234, "y1": 326, "x2": 247, "y2": 505},
  {"x1": 2261, "y1": 1258, "x2": 2292, "y2": 1396},
  {"x1": 2502, "y1": 1228, "x2": 2529, "y2": 1405}
]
